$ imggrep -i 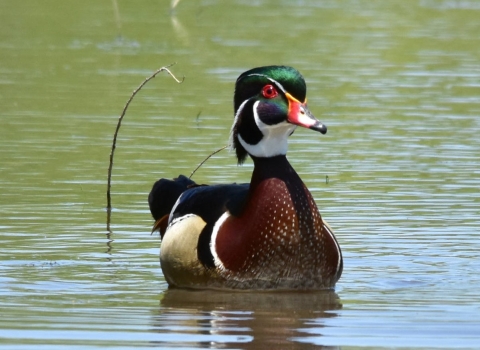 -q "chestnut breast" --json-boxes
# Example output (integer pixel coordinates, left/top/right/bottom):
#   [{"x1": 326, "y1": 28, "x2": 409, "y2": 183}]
[{"x1": 214, "y1": 177, "x2": 339, "y2": 283}]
